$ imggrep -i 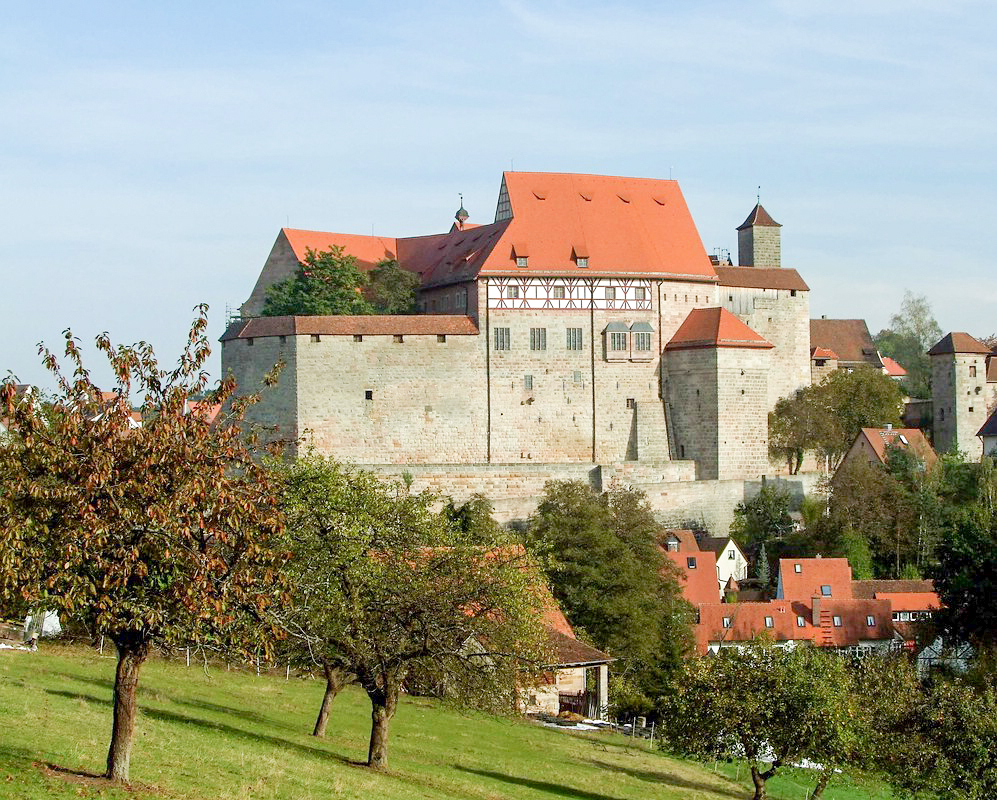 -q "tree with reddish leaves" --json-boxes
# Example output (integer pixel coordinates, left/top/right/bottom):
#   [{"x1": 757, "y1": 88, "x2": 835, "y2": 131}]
[{"x1": 0, "y1": 306, "x2": 289, "y2": 783}]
